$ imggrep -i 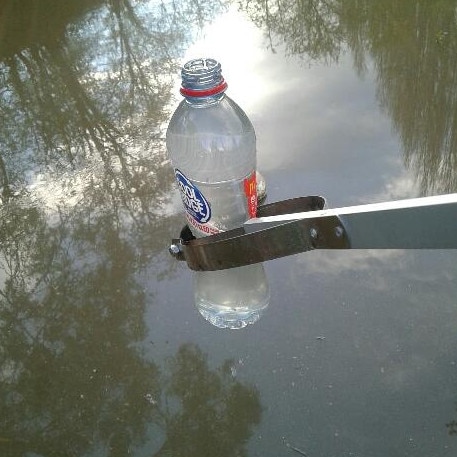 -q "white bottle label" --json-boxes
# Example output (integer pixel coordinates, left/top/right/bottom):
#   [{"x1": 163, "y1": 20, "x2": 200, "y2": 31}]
[
  {"x1": 175, "y1": 169, "x2": 219, "y2": 235},
  {"x1": 175, "y1": 168, "x2": 257, "y2": 237}
]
